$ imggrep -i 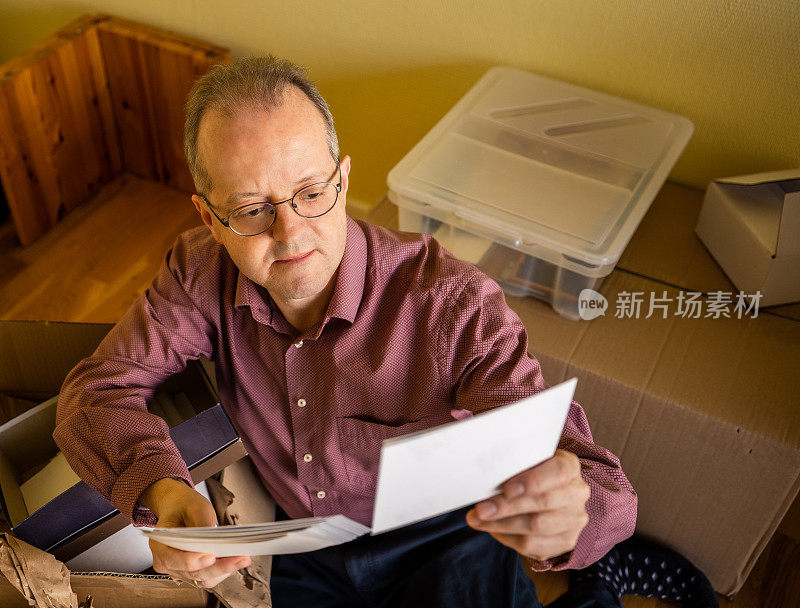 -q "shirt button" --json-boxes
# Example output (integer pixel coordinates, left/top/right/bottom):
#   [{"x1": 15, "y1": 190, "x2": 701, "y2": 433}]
[
  {"x1": 317, "y1": 490, "x2": 326, "y2": 499},
  {"x1": 297, "y1": 398, "x2": 307, "y2": 408},
  {"x1": 294, "y1": 340, "x2": 304, "y2": 348},
  {"x1": 303, "y1": 453, "x2": 313, "y2": 462}
]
